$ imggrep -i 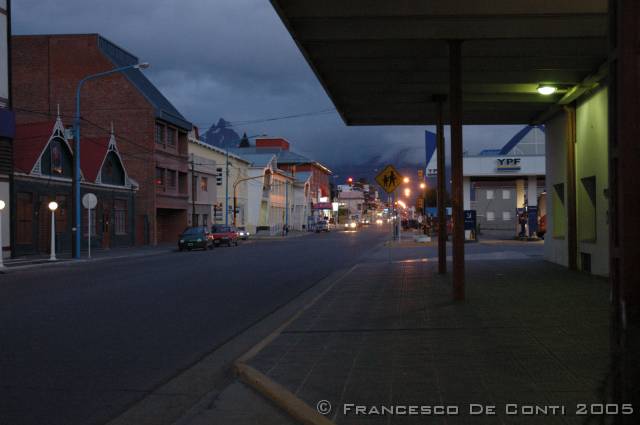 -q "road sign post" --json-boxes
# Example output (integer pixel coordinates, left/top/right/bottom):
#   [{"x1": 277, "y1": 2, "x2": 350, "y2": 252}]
[
  {"x1": 82, "y1": 193, "x2": 98, "y2": 259},
  {"x1": 375, "y1": 165, "x2": 404, "y2": 241}
]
